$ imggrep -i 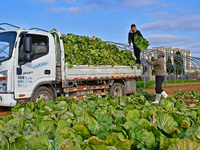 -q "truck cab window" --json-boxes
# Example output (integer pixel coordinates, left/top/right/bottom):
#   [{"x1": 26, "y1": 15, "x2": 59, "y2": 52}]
[
  {"x1": 19, "y1": 34, "x2": 49, "y2": 64},
  {"x1": 0, "y1": 32, "x2": 16, "y2": 62}
]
